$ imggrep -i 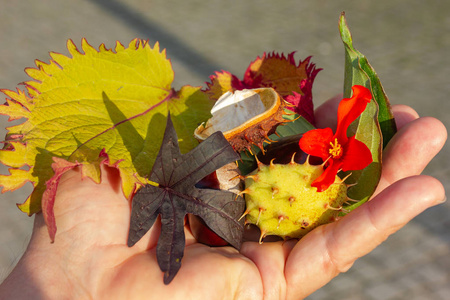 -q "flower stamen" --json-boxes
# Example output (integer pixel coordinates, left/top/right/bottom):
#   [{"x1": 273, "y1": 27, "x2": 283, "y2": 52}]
[
  {"x1": 299, "y1": 85, "x2": 373, "y2": 192},
  {"x1": 329, "y1": 138, "x2": 343, "y2": 158}
]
